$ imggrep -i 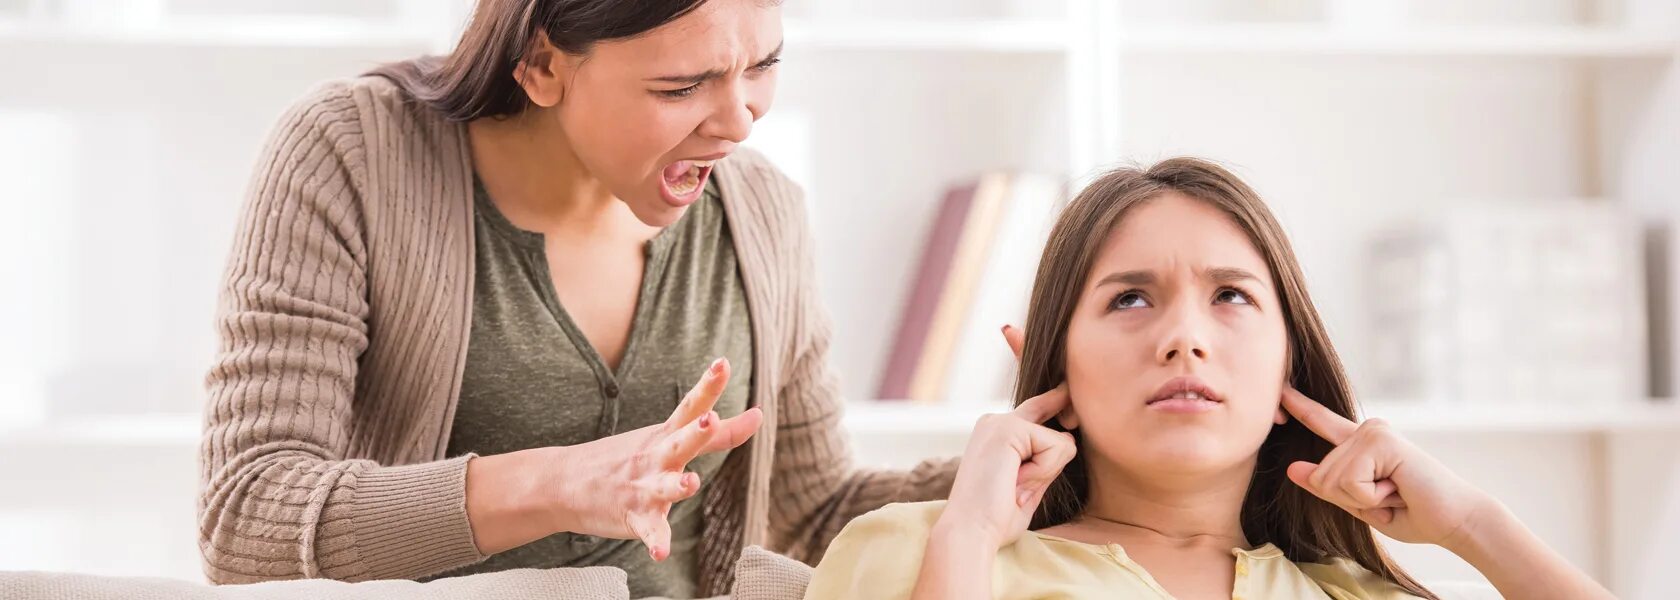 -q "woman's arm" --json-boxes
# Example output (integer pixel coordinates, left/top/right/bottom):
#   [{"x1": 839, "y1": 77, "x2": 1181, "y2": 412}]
[
  {"x1": 910, "y1": 517, "x2": 1000, "y2": 599},
  {"x1": 199, "y1": 85, "x2": 487, "y2": 584},
  {"x1": 1280, "y1": 390, "x2": 1613, "y2": 600},
  {"x1": 911, "y1": 388, "x2": 1077, "y2": 600},
  {"x1": 1442, "y1": 498, "x2": 1613, "y2": 600}
]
